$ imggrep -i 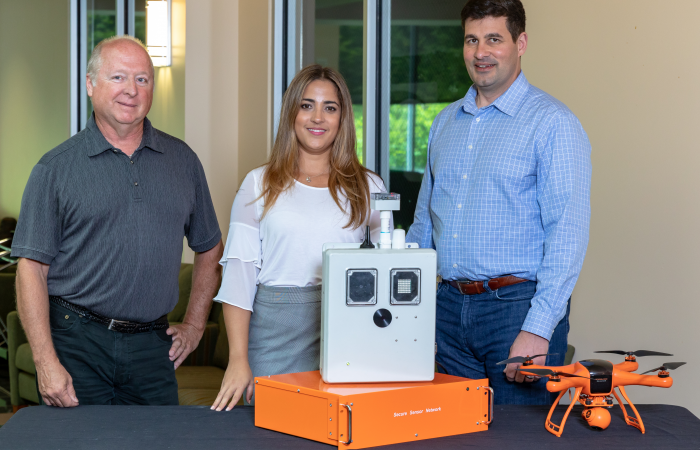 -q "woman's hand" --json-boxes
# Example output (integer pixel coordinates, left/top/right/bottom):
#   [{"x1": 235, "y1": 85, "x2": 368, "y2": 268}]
[{"x1": 211, "y1": 359, "x2": 254, "y2": 411}]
